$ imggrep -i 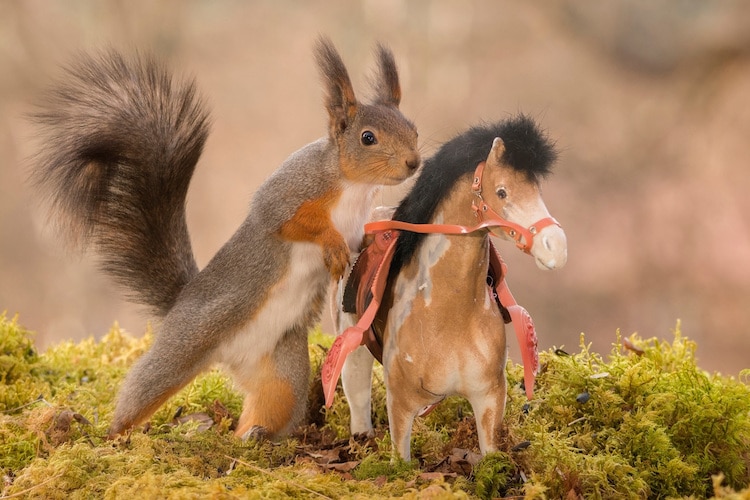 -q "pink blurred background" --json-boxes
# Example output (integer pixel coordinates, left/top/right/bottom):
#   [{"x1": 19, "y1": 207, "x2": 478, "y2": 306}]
[{"x1": 1, "y1": 1, "x2": 749, "y2": 375}]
